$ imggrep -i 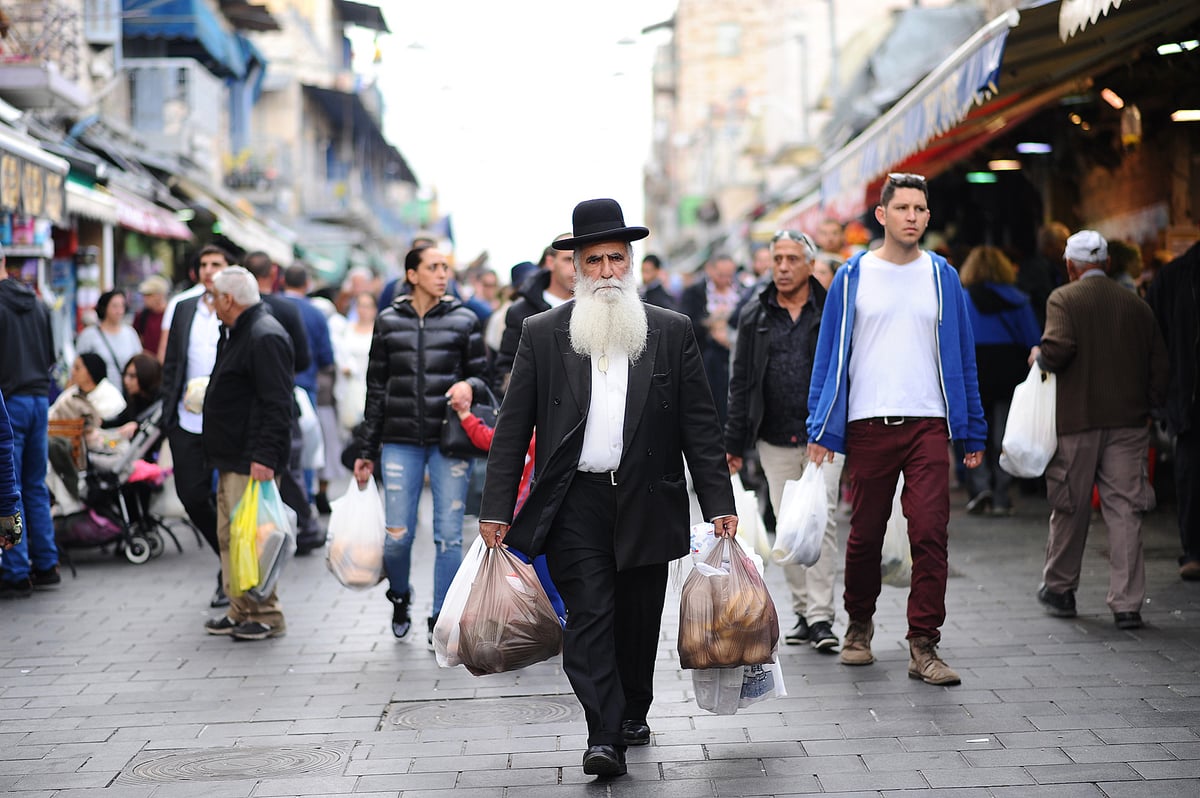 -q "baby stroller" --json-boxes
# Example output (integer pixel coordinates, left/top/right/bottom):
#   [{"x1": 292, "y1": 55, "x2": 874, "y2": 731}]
[{"x1": 53, "y1": 400, "x2": 188, "y2": 572}]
